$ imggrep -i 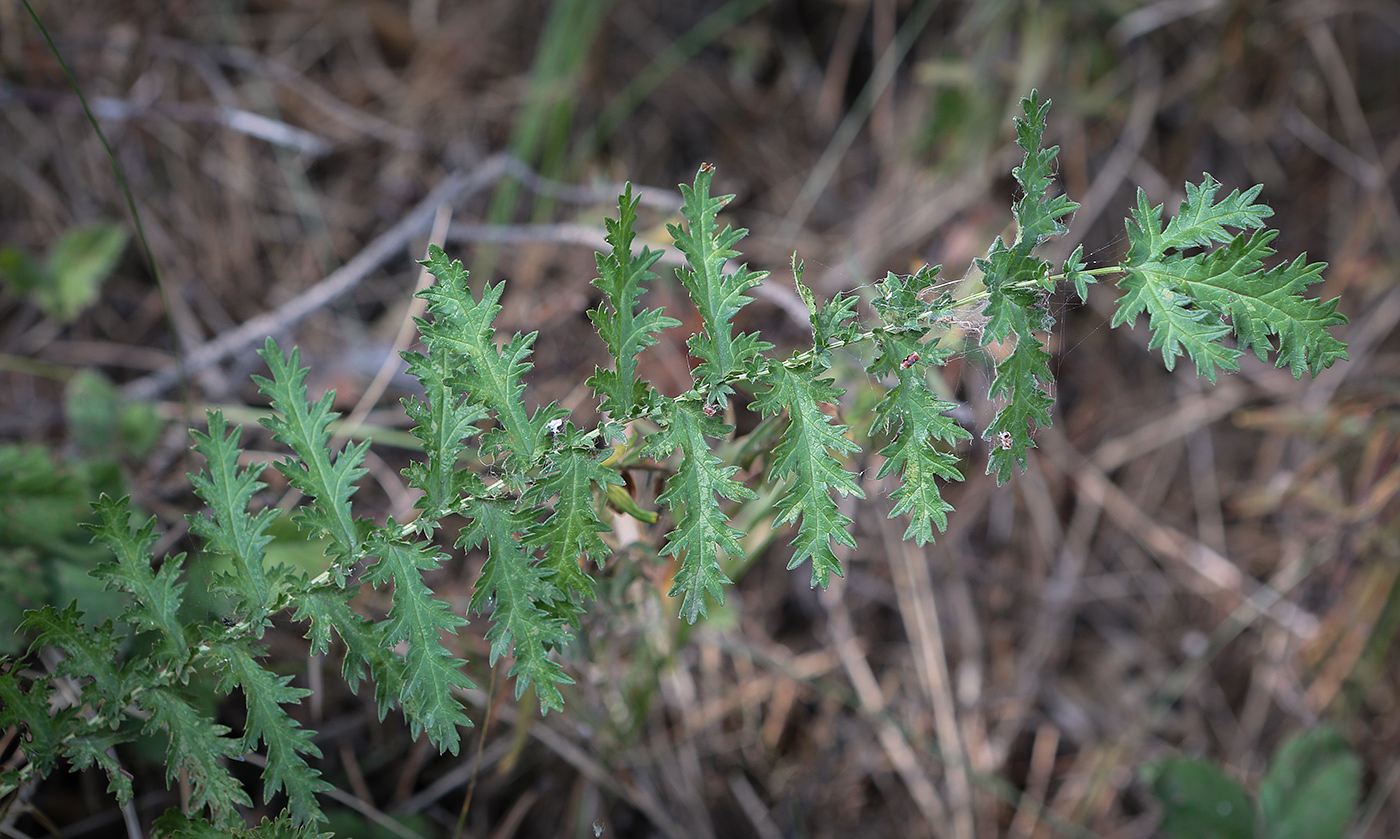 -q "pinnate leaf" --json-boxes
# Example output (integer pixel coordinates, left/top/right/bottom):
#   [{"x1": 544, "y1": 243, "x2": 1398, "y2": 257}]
[
  {"x1": 417, "y1": 246, "x2": 551, "y2": 471},
  {"x1": 526, "y1": 425, "x2": 620, "y2": 603},
  {"x1": 871, "y1": 336, "x2": 970, "y2": 544},
  {"x1": 463, "y1": 499, "x2": 574, "y2": 711},
  {"x1": 293, "y1": 587, "x2": 404, "y2": 714},
  {"x1": 400, "y1": 346, "x2": 488, "y2": 522},
  {"x1": 671, "y1": 165, "x2": 772, "y2": 401},
  {"x1": 651, "y1": 401, "x2": 754, "y2": 623},
  {"x1": 213, "y1": 643, "x2": 329, "y2": 824},
  {"x1": 188, "y1": 411, "x2": 277, "y2": 624},
  {"x1": 256, "y1": 339, "x2": 368, "y2": 576},
  {"x1": 86, "y1": 495, "x2": 188, "y2": 660},
  {"x1": 362, "y1": 534, "x2": 474, "y2": 751},
  {"x1": 753, "y1": 363, "x2": 863, "y2": 587},
  {"x1": 138, "y1": 687, "x2": 253, "y2": 825},
  {"x1": 588, "y1": 183, "x2": 679, "y2": 418}
]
